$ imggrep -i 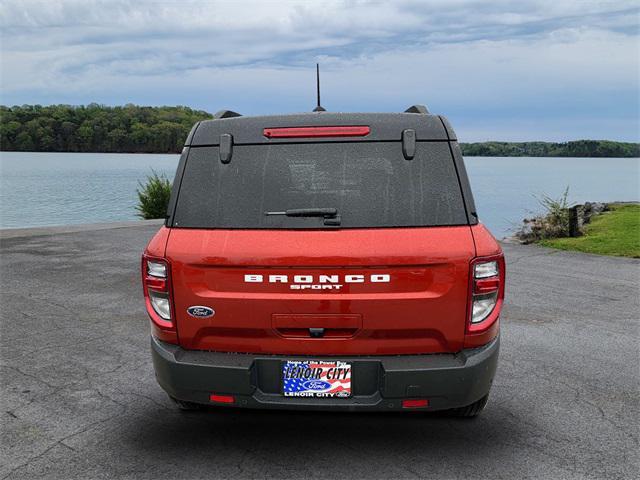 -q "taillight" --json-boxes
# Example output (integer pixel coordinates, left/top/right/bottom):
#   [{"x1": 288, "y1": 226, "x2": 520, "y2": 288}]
[
  {"x1": 142, "y1": 255, "x2": 174, "y2": 330},
  {"x1": 468, "y1": 255, "x2": 505, "y2": 333},
  {"x1": 263, "y1": 126, "x2": 370, "y2": 138}
]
